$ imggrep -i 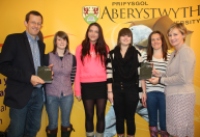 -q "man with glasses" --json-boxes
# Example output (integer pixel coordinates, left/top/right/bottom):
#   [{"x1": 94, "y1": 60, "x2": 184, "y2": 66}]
[{"x1": 0, "y1": 10, "x2": 45, "y2": 137}]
